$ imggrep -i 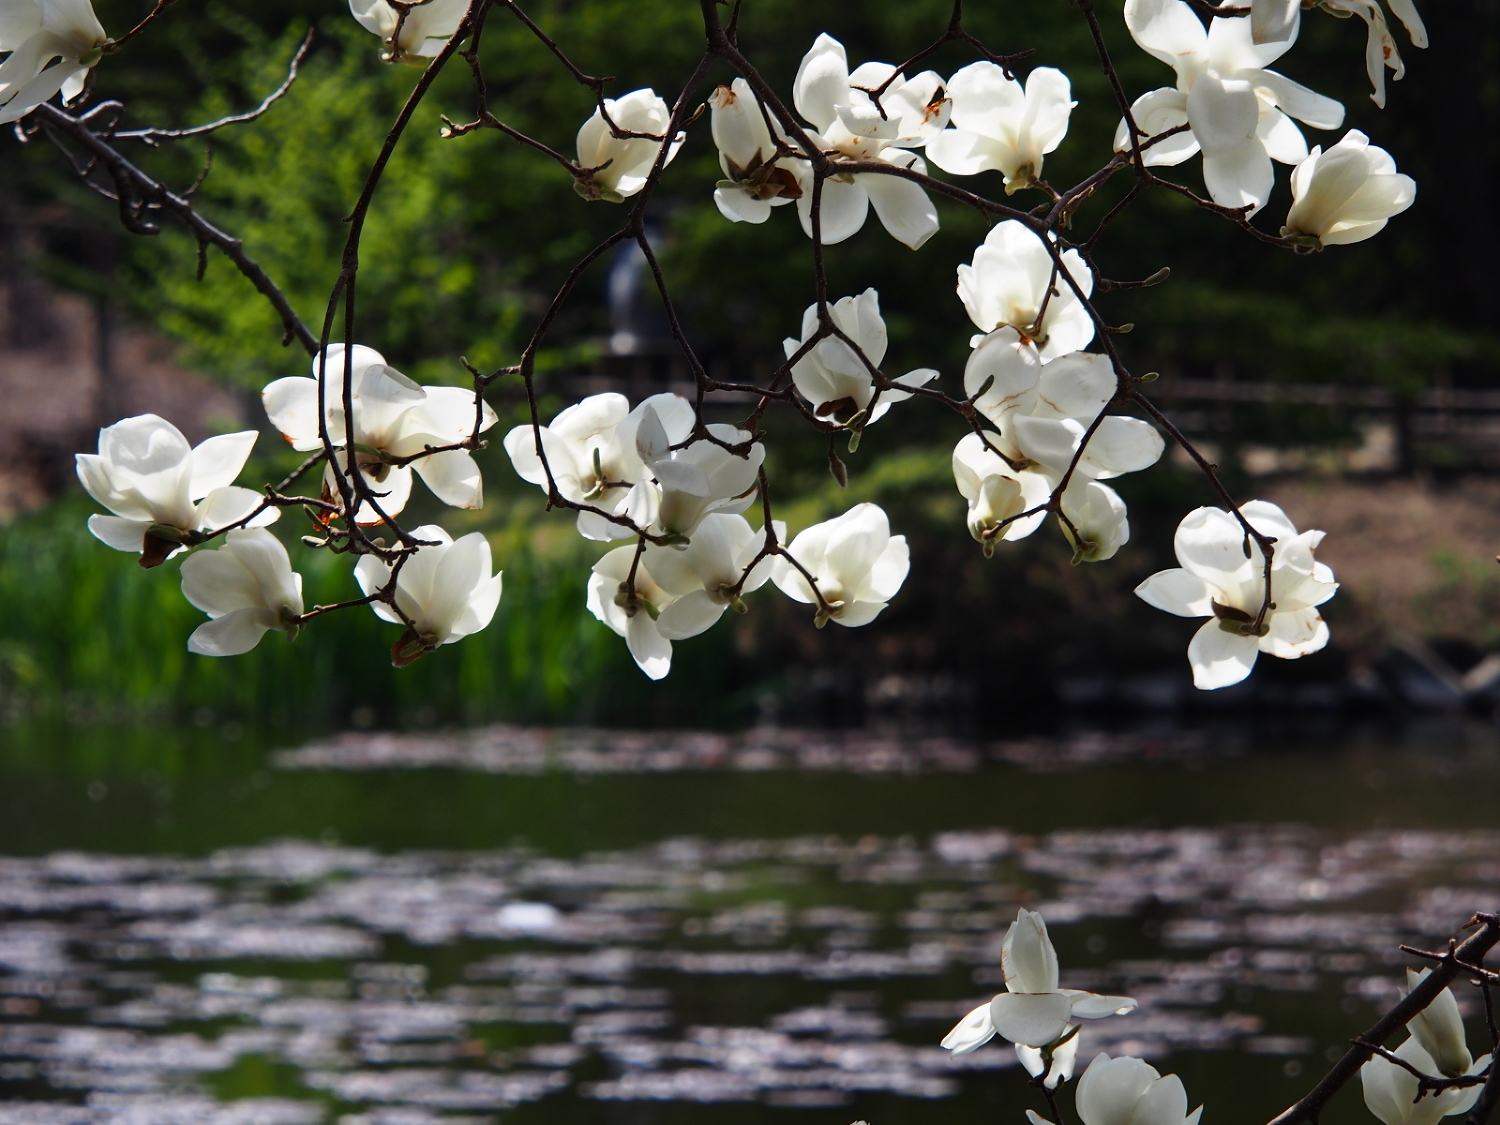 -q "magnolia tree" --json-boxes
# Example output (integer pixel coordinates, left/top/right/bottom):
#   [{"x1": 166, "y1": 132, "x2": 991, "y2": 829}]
[
  {"x1": 14, "y1": 0, "x2": 1494, "y2": 1118},
  {"x1": 30, "y1": 0, "x2": 1417, "y2": 688}
]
